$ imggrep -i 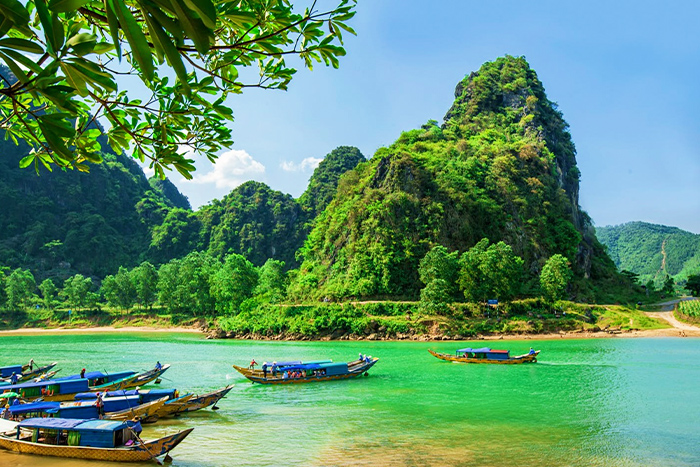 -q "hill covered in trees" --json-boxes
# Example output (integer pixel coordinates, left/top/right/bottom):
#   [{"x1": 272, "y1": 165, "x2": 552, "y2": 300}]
[
  {"x1": 0, "y1": 137, "x2": 366, "y2": 280},
  {"x1": 290, "y1": 56, "x2": 617, "y2": 302},
  {"x1": 597, "y1": 222, "x2": 700, "y2": 286}
]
